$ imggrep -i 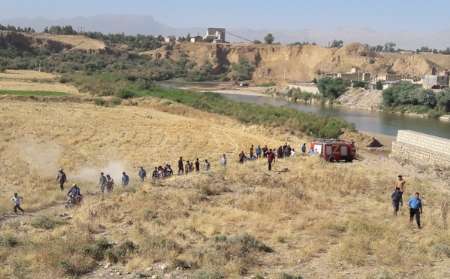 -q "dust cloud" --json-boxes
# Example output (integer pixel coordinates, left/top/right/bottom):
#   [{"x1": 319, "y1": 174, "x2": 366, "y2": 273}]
[
  {"x1": 72, "y1": 161, "x2": 130, "y2": 185},
  {"x1": 16, "y1": 138, "x2": 62, "y2": 178}
]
